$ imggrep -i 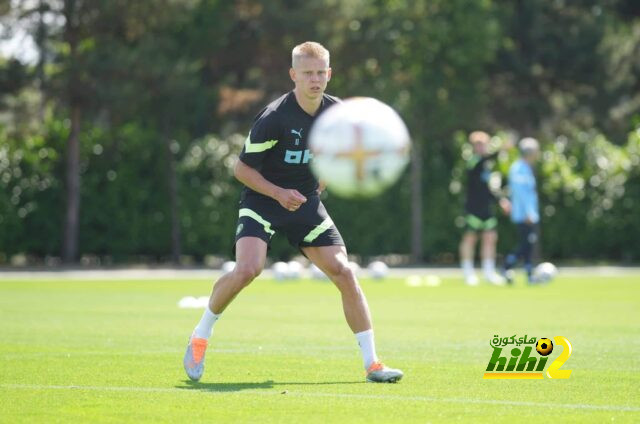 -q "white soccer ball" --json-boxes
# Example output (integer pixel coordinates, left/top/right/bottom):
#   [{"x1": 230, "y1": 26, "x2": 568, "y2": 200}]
[
  {"x1": 221, "y1": 260, "x2": 236, "y2": 274},
  {"x1": 271, "y1": 261, "x2": 290, "y2": 281},
  {"x1": 309, "y1": 97, "x2": 411, "y2": 197},
  {"x1": 286, "y1": 260, "x2": 303, "y2": 279},
  {"x1": 367, "y1": 261, "x2": 389, "y2": 280},
  {"x1": 534, "y1": 262, "x2": 557, "y2": 282}
]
